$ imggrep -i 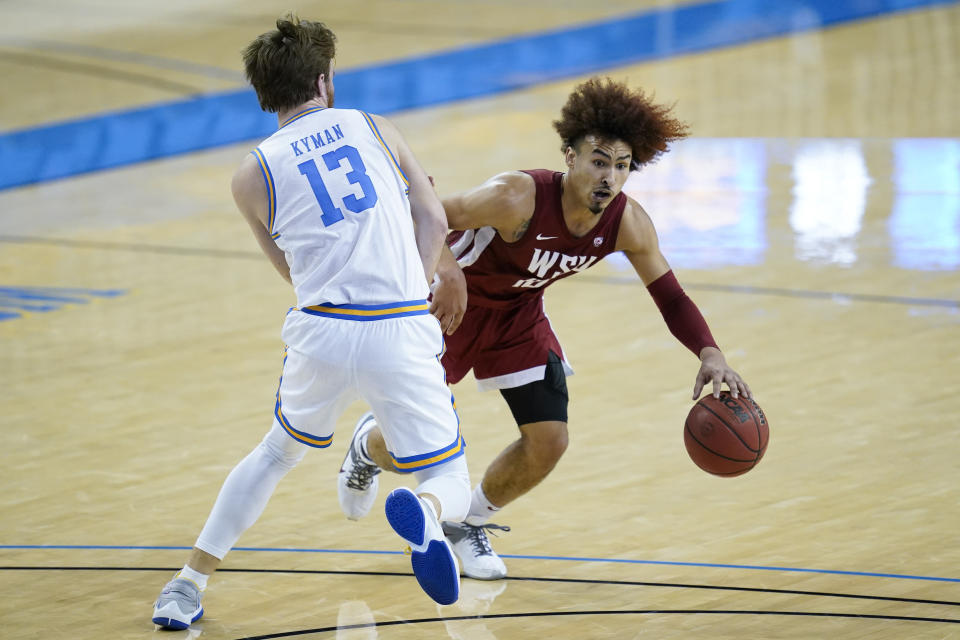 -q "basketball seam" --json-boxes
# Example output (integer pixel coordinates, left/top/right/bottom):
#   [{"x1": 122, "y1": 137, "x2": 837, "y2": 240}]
[
  {"x1": 684, "y1": 421, "x2": 756, "y2": 463},
  {"x1": 699, "y1": 403, "x2": 761, "y2": 455}
]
